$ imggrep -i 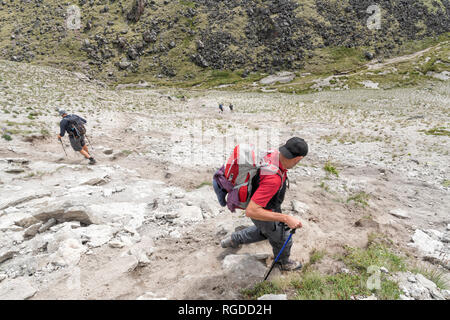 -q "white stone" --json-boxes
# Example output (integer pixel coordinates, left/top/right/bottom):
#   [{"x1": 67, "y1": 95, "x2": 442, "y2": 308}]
[
  {"x1": 222, "y1": 254, "x2": 267, "y2": 280},
  {"x1": 360, "y1": 294, "x2": 378, "y2": 300},
  {"x1": 75, "y1": 224, "x2": 114, "y2": 248},
  {"x1": 424, "y1": 229, "x2": 443, "y2": 241},
  {"x1": 257, "y1": 294, "x2": 287, "y2": 300},
  {"x1": 291, "y1": 200, "x2": 310, "y2": 215},
  {"x1": 50, "y1": 238, "x2": 87, "y2": 267},
  {"x1": 169, "y1": 230, "x2": 182, "y2": 238},
  {"x1": 0, "y1": 278, "x2": 37, "y2": 300},
  {"x1": 389, "y1": 209, "x2": 410, "y2": 219},
  {"x1": 409, "y1": 229, "x2": 443, "y2": 255},
  {"x1": 380, "y1": 267, "x2": 389, "y2": 274},
  {"x1": 109, "y1": 240, "x2": 125, "y2": 248},
  {"x1": 174, "y1": 205, "x2": 203, "y2": 224},
  {"x1": 136, "y1": 292, "x2": 167, "y2": 300}
]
